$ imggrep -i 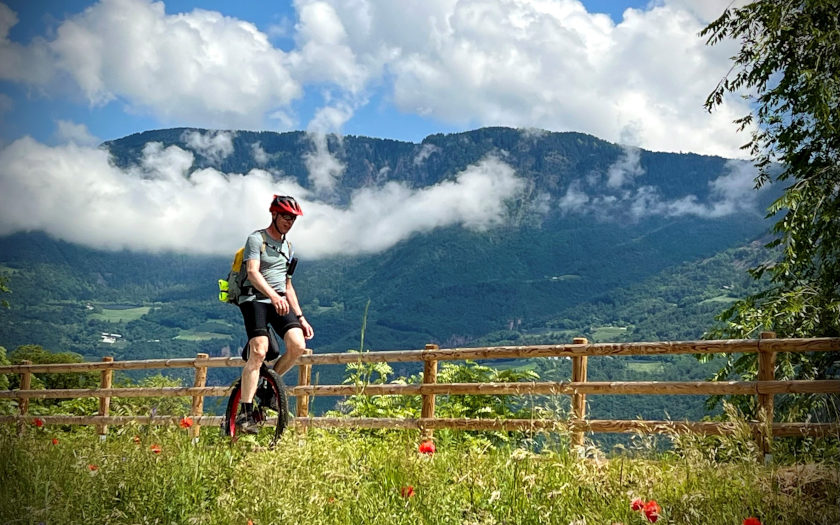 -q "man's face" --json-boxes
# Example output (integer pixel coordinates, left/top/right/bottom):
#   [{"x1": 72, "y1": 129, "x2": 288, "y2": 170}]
[{"x1": 274, "y1": 212, "x2": 297, "y2": 233}]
